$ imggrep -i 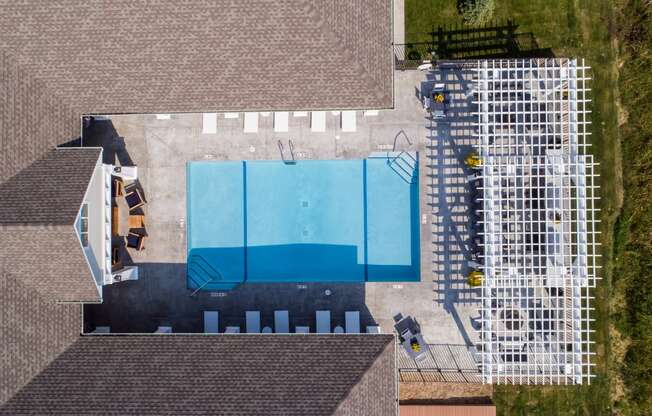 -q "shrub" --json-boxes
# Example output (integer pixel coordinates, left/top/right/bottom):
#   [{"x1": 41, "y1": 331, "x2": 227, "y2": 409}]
[{"x1": 460, "y1": 0, "x2": 496, "y2": 26}]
